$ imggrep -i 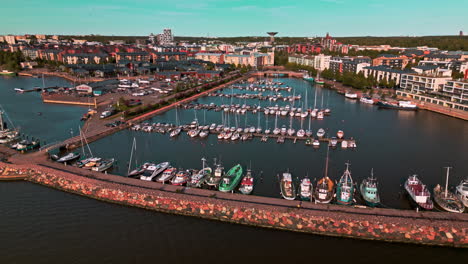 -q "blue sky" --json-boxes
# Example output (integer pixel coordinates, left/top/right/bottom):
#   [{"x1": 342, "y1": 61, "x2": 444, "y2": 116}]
[{"x1": 1, "y1": 0, "x2": 467, "y2": 37}]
